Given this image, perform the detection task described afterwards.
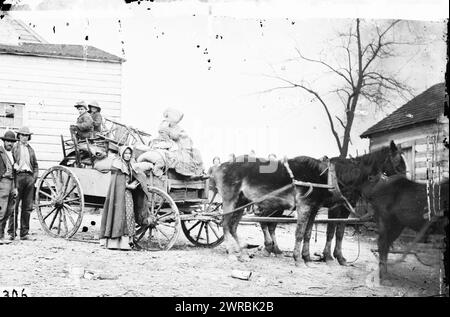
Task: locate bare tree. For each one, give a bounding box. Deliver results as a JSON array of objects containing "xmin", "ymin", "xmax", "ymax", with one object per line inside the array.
[{"xmin": 263, "ymin": 19, "xmax": 418, "ymax": 158}]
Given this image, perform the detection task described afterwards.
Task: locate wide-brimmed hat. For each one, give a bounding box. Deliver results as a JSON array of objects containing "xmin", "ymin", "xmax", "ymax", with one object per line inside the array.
[
  {"xmin": 1, "ymin": 130, "xmax": 18, "ymax": 142},
  {"xmin": 88, "ymin": 100, "xmax": 101, "ymax": 112},
  {"xmin": 16, "ymin": 126, "xmax": 33, "ymax": 136},
  {"xmin": 74, "ymin": 101, "xmax": 88, "ymax": 110}
]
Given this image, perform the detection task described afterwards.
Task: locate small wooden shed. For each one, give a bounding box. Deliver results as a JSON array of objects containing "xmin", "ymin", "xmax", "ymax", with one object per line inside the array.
[
  {"xmin": 360, "ymin": 83, "xmax": 448, "ymax": 183},
  {"xmin": 0, "ymin": 14, "xmax": 124, "ymax": 175}
]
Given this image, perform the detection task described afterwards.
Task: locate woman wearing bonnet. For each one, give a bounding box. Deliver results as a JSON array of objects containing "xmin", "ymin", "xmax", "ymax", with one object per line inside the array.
[{"xmin": 99, "ymin": 146, "xmax": 140, "ymax": 250}]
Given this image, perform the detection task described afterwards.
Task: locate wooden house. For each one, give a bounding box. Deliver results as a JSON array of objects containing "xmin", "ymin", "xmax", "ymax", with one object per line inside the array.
[
  {"xmin": 360, "ymin": 82, "xmax": 448, "ymax": 183},
  {"xmin": 0, "ymin": 14, "xmax": 124, "ymax": 174}
]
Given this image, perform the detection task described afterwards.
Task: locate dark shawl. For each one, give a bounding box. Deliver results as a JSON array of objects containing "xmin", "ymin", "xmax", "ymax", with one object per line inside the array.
[{"xmin": 99, "ymin": 166, "xmax": 129, "ymax": 239}]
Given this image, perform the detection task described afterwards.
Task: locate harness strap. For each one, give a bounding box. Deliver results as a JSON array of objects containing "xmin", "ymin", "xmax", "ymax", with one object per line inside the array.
[
  {"xmin": 283, "ymin": 157, "xmax": 313, "ymax": 200},
  {"xmin": 221, "ymin": 183, "xmax": 294, "ymax": 215},
  {"xmin": 326, "ymin": 160, "xmax": 358, "ymax": 218}
]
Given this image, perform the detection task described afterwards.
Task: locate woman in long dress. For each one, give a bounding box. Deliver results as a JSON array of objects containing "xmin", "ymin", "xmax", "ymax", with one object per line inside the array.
[{"xmin": 99, "ymin": 146, "xmax": 139, "ymax": 250}]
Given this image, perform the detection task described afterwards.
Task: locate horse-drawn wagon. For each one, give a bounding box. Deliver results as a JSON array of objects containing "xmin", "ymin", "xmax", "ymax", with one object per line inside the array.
[{"xmin": 34, "ymin": 118, "xmax": 224, "ymax": 250}]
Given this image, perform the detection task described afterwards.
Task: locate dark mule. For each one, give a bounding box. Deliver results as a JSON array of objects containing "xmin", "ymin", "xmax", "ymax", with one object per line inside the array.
[
  {"xmin": 361, "ymin": 174, "xmax": 449, "ymax": 282},
  {"xmin": 214, "ymin": 141, "xmax": 406, "ymax": 266},
  {"xmin": 322, "ymin": 148, "xmax": 407, "ymax": 265}
]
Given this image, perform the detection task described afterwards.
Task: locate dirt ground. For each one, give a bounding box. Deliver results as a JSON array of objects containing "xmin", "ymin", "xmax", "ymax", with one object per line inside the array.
[{"xmin": 0, "ymin": 211, "xmax": 446, "ymax": 297}]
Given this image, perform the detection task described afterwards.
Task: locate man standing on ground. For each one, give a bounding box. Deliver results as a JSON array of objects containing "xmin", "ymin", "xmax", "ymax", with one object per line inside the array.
[
  {"xmin": 8, "ymin": 126, "xmax": 39, "ymax": 241},
  {"xmin": 0, "ymin": 131, "xmax": 18, "ymax": 245}
]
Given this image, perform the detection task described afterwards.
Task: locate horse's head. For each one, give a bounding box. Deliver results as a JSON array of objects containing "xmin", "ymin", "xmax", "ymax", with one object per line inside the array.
[{"xmin": 380, "ymin": 141, "xmax": 407, "ymax": 177}]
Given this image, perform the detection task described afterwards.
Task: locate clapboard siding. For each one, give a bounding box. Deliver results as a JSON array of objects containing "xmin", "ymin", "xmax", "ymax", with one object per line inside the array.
[
  {"xmin": 0, "ymin": 85, "xmax": 122, "ymax": 101},
  {"xmin": 369, "ymin": 118, "xmax": 448, "ymax": 182},
  {"xmin": 27, "ymin": 109, "xmax": 121, "ymax": 121},
  {"xmin": 0, "ymin": 53, "xmax": 122, "ymax": 175},
  {"xmin": 369, "ymin": 123, "xmax": 441, "ymax": 150},
  {"xmin": 2, "ymin": 71, "xmax": 122, "ymax": 89},
  {"xmin": 0, "ymin": 54, "xmax": 122, "ymax": 74}
]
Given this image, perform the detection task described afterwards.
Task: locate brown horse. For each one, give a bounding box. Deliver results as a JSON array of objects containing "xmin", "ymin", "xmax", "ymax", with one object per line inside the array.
[
  {"xmin": 361, "ymin": 174, "xmax": 448, "ymax": 283},
  {"xmin": 214, "ymin": 141, "xmax": 406, "ymax": 266}
]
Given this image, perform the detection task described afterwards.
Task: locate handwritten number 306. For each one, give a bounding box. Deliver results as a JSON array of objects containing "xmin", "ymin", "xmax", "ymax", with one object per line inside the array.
[{"xmin": 3, "ymin": 289, "xmax": 28, "ymax": 297}]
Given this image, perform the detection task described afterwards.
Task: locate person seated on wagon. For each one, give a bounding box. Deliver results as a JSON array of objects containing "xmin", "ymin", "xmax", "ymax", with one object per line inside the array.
[
  {"xmin": 88, "ymin": 100, "xmax": 103, "ymax": 137},
  {"xmin": 70, "ymin": 101, "xmax": 94, "ymax": 141}
]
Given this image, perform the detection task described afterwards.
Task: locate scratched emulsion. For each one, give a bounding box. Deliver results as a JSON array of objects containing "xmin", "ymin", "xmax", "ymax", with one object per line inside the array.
[{"xmin": 117, "ymin": 19, "xmax": 126, "ymax": 58}]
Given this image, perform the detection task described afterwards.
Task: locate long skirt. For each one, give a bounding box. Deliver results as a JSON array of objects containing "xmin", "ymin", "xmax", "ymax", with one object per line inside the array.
[{"xmin": 100, "ymin": 189, "xmax": 136, "ymax": 250}]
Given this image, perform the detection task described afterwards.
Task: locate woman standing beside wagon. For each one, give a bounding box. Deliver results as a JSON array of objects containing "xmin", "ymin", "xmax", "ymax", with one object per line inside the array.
[{"xmin": 99, "ymin": 146, "xmax": 140, "ymax": 250}]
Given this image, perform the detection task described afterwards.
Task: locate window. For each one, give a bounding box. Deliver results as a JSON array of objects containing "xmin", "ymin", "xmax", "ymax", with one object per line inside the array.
[
  {"xmin": 402, "ymin": 146, "xmax": 413, "ymax": 180},
  {"xmin": 0, "ymin": 102, "xmax": 24, "ymax": 131}
]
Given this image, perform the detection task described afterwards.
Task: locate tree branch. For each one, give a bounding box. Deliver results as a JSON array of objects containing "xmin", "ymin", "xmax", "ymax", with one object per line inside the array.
[
  {"xmin": 294, "ymin": 47, "xmax": 353, "ymax": 87},
  {"xmin": 262, "ymin": 74, "xmax": 343, "ymax": 152},
  {"xmin": 336, "ymin": 116, "xmax": 346, "ymax": 129}
]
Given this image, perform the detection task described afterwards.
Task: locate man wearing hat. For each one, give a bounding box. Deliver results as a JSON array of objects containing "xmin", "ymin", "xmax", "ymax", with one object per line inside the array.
[
  {"xmin": 70, "ymin": 101, "xmax": 94, "ymax": 140},
  {"xmin": 0, "ymin": 131, "xmax": 18, "ymax": 244},
  {"xmin": 8, "ymin": 126, "xmax": 39, "ymax": 240},
  {"xmin": 88, "ymin": 101, "xmax": 103, "ymax": 136}
]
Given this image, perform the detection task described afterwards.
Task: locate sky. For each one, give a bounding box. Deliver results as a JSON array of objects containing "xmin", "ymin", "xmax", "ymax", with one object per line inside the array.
[{"xmin": 6, "ymin": 0, "xmax": 448, "ymax": 164}]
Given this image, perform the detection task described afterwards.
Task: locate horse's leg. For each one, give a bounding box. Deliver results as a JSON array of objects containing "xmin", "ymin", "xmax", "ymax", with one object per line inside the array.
[
  {"xmin": 377, "ymin": 216, "xmax": 391, "ymax": 282},
  {"xmin": 378, "ymin": 217, "xmax": 404, "ymax": 285},
  {"xmin": 322, "ymin": 207, "xmax": 338, "ymax": 263},
  {"xmin": 222, "ymin": 201, "xmax": 242, "ymax": 257},
  {"xmin": 301, "ymin": 208, "xmax": 319, "ymax": 264},
  {"xmin": 268, "ymin": 222, "xmax": 282, "ymax": 255},
  {"xmin": 229, "ymin": 210, "xmax": 247, "ymax": 261},
  {"xmin": 260, "ymin": 222, "xmax": 274, "ymax": 256},
  {"xmin": 333, "ymin": 208, "xmax": 351, "ymax": 266},
  {"xmin": 293, "ymin": 204, "xmax": 316, "ymax": 267}
]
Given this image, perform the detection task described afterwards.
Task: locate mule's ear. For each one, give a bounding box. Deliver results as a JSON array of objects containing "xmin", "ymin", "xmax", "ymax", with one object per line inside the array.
[{"xmin": 390, "ymin": 140, "xmax": 398, "ymax": 153}]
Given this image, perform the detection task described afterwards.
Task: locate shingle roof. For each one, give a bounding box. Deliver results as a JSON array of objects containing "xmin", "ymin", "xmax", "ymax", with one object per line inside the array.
[
  {"xmin": 360, "ymin": 82, "xmax": 447, "ymax": 138},
  {"xmin": 0, "ymin": 42, "xmax": 124, "ymax": 63}
]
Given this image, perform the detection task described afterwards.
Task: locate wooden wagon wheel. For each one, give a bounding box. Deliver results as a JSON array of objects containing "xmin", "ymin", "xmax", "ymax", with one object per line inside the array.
[
  {"xmin": 134, "ymin": 186, "xmax": 181, "ymax": 251},
  {"xmin": 180, "ymin": 191, "xmax": 224, "ymax": 248},
  {"xmin": 35, "ymin": 166, "xmax": 84, "ymax": 238}
]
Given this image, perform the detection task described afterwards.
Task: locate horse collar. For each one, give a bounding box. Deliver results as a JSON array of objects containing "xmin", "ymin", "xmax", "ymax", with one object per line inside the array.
[
  {"xmin": 282, "ymin": 158, "xmax": 296, "ymax": 184},
  {"xmin": 282, "ymin": 158, "xmax": 302, "ymax": 206}
]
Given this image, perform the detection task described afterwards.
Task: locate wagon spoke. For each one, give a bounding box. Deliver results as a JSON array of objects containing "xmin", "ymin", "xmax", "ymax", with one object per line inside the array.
[
  {"xmin": 186, "ymin": 220, "xmax": 202, "ymax": 233},
  {"xmin": 62, "ymin": 174, "xmax": 72, "ymax": 197},
  {"xmin": 148, "ymin": 192, "xmax": 154, "ymax": 214},
  {"xmin": 208, "ymin": 222, "xmax": 221, "ymax": 239},
  {"xmin": 61, "ymin": 185, "xmax": 77, "ymax": 201},
  {"xmin": 205, "ymin": 223, "xmax": 210, "ymax": 244},
  {"xmin": 158, "ymin": 222, "xmax": 176, "ymax": 230},
  {"xmin": 155, "ymin": 202, "xmax": 164, "ymax": 215},
  {"xmin": 39, "ymin": 190, "xmax": 54, "ymax": 200},
  {"xmin": 43, "ymin": 178, "xmax": 58, "ymax": 198},
  {"xmin": 63, "ymin": 206, "xmax": 76, "ymax": 226},
  {"xmin": 135, "ymin": 226, "xmax": 148, "ymax": 242},
  {"xmin": 48, "ymin": 208, "xmax": 60, "ymax": 230},
  {"xmin": 43, "ymin": 207, "xmax": 57, "ymax": 221},
  {"xmin": 157, "ymin": 211, "xmax": 173, "ymax": 221},
  {"xmin": 155, "ymin": 227, "xmax": 170, "ymax": 242},
  {"xmin": 63, "ymin": 197, "xmax": 81, "ymax": 204},
  {"xmin": 38, "ymin": 201, "xmax": 54, "ymax": 208},
  {"xmin": 195, "ymin": 222, "xmax": 205, "ymax": 243},
  {"xmin": 50, "ymin": 171, "xmax": 60, "ymax": 195},
  {"xmin": 63, "ymin": 204, "xmax": 81, "ymax": 215},
  {"xmin": 57, "ymin": 209, "xmax": 62, "ymax": 235},
  {"xmin": 62, "ymin": 210, "xmax": 69, "ymax": 236}
]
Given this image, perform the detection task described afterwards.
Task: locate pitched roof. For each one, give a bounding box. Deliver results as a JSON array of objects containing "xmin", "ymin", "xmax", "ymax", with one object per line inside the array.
[
  {"xmin": 0, "ymin": 14, "xmax": 47, "ymax": 44},
  {"xmin": 360, "ymin": 82, "xmax": 447, "ymax": 138},
  {"xmin": 0, "ymin": 42, "xmax": 124, "ymax": 63}
]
